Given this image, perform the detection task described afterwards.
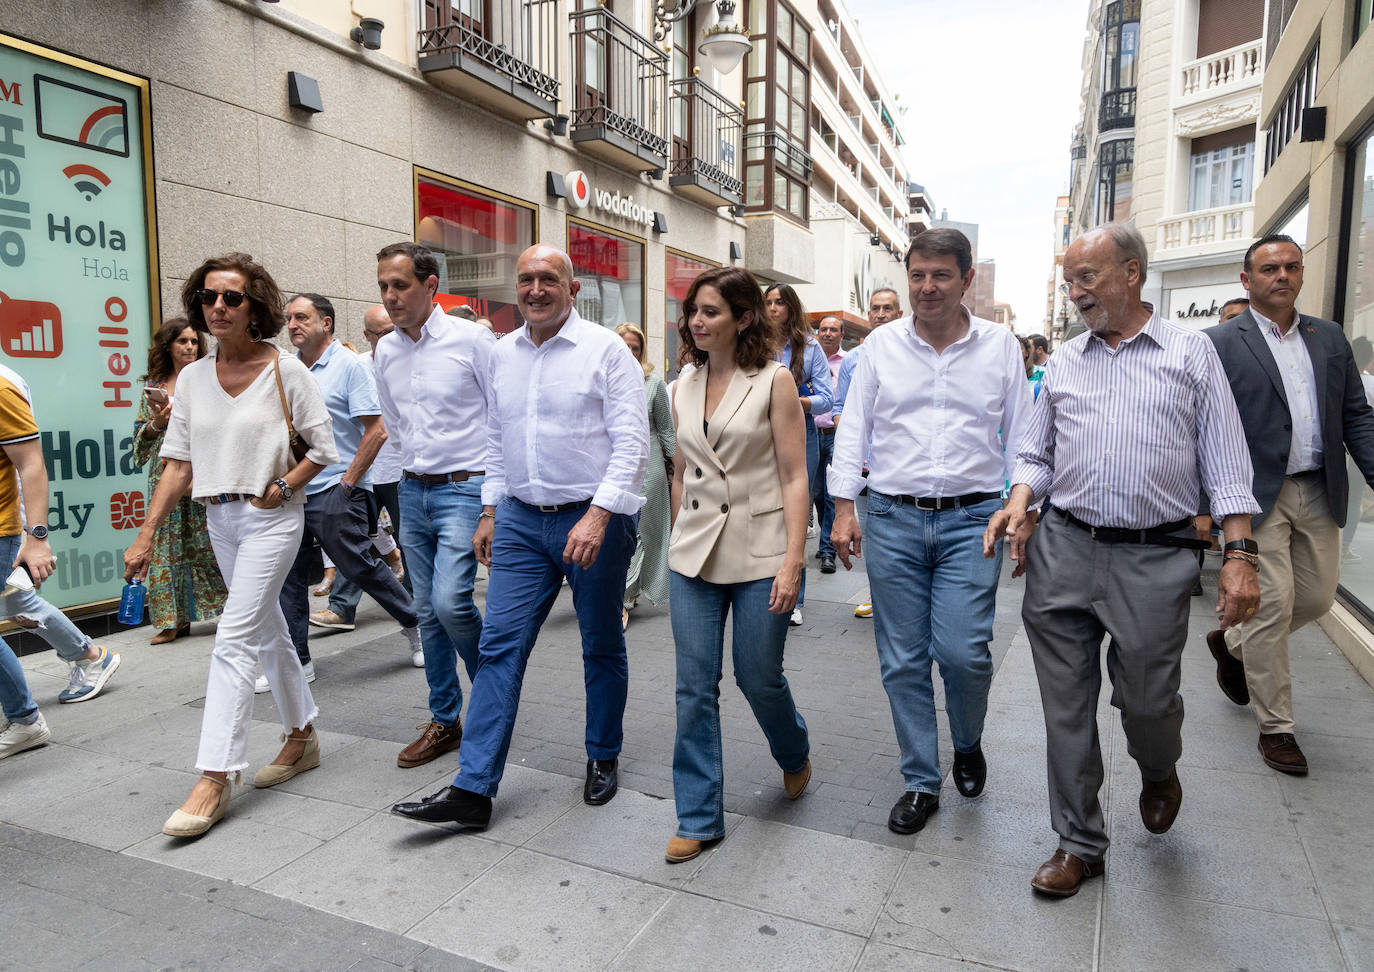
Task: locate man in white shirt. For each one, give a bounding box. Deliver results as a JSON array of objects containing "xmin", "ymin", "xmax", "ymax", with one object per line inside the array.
[
  {"xmin": 372, "ymin": 243, "xmax": 497, "ymax": 770},
  {"xmin": 393, "ymin": 244, "xmax": 649, "ymax": 830},
  {"xmin": 812, "ymin": 316, "xmax": 846, "ymax": 574},
  {"xmin": 831, "ymin": 229, "xmax": 1033, "ymax": 835}
]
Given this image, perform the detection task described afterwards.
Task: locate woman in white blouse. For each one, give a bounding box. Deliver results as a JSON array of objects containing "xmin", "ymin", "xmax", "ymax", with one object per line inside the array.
[{"xmin": 124, "ymin": 253, "xmax": 337, "ymax": 838}]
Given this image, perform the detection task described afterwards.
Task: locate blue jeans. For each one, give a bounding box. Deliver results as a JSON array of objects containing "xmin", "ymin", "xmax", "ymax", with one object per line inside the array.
[
  {"xmin": 815, "ymin": 429, "xmax": 835, "ymax": 557},
  {"xmin": 453, "ymin": 498, "xmax": 637, "ymax": 797},
  {"xmin": 865, "ymin": 492, "xmax": 1003, "ymax": 794},
  {"xmin": 399, "ymin": 476, "xmax": 484, "ymax": 727},
  {"xmin": 670, "ymin": 571, "xmax": 809, "ymax": 839},
  {"xmin": 0, "ymin": 534, "xmax": 93, "ymax": 723}
]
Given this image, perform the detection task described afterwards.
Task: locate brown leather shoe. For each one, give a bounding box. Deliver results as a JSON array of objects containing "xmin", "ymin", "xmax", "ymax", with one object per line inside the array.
[
  {"xmin": 1258, "ymin": 732, "xmax": 1308, "ymax": 775},
  {"xmin": 1205, "ymin": 629, "xmax": 1249, "ymax": 706},
  {"xmin": 397, "ymin": 721, "xmax": 462, "ymax": 768},
  {"xmin": 1030, "ymin": 850, "xmax": 1104, "ymax": 897},
  {"xmin": 783, "ymin": 760, "xmax": 811, "ymax": 799},
  {"xmin": 1139, "ymin": 768, "xmax": 1182, "ymax": 834},
  {"xmin": 665, "ymin": 837, "xmax": 703, "ymax": 864}
]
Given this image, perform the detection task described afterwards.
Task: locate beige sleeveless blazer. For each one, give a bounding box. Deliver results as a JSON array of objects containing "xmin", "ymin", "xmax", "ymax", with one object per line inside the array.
[{"xmin": 668, "ymin": 361, "xmax": 788, "ymax": 584}]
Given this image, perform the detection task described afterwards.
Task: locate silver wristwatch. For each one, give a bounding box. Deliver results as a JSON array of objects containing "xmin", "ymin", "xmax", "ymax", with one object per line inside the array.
[{"xmin": 273, "ymin": 478, "xmax": 293, "ymax": 501}]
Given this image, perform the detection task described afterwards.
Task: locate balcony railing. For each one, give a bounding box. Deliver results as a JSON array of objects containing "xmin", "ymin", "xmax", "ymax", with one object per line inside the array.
[
  {"xmin": 1179, "ymin": 39, "xmax": 1263, "ymax": 102},
  {"xmin": 1100, "ymin": 88, "xmax": 1136, "ymax": 130},
  {"xmin": 417, "ymin": 0, "xmax": 560, "ymax": 120},
  {"xmin": 1157, "ymin": 202, "xmax": 1253, "ymax": 253},
  {"xmin": 1070, "ymin": 133, "xmax": 1086, "ymax": 160},
  {"xmin": 744, "ymin": 129, "xmax": 814, "ymax": 182},
  {"xmin": 668, "ymin": 77, "xmax": 742, "ymax": 206},
  {"xmin": 569, "ymin": 6, "xmax": 668, "ymax": 171}
]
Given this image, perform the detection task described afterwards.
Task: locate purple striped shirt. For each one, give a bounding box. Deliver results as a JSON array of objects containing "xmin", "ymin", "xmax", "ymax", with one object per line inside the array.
[{"xmin": 1013, "ymin": 311, "xmax": 1259, "ymax": 528}]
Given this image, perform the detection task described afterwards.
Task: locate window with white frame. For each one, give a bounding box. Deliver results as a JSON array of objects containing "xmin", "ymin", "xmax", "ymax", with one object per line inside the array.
[{"xmin": 1189, "ymin": 142, "xmax": 1254, "ymax": 211}]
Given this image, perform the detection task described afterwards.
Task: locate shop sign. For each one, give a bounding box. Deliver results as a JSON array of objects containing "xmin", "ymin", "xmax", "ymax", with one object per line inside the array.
[
  {"xmin": 0, "ymin": 33, "xmax": 156, "ymax": 613},
  {"xmin": 1167, "ymin": 282, "xmax": 1247, "ymax": 329},
  {"xmin": 565, "ymin": 169, "xmax": 655, "ymax": 231}
]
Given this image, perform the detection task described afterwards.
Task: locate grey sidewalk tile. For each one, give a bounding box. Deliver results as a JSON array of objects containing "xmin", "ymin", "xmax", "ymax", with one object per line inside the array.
[
  {"xmin": 1105, "ymin": 815, "xmax": 1324, "ymax": 918},
  {"xmin": 610, "ymin": 892, "xmax": 865, "ymax": 971},
  {"xmin": 389, "ymin": 945, "xmax": 500, "ymax": 972},
  {"xmin": 269, "ymin": 737, "xmax": 455, "ymax": 810},
  {"xmin": 1172, "ymin": 713, "xmax": 1277, "ymax": 775},
  {"xmin": 220, "ymin": 784, "xmax": 375, "ymax": 841},
  {"xmin": 1302, "ymin": 835, "xmax": 1374, "ymax": 928},
  {"xmin": 1295, "ymin": 730, "xmax": 1374, "ymax": 784},
  {"xmin": 871, "ymin": 854, "xmax": 1100, "ymax": 971},
  {"xmin": 408, "ymin": 848, "xmax": 674, "ymax": 971},
  {"xmin": 0, "ymin": 743, "xmax": 145, "ymax": 818},
  {"xmin": 5, "ymin": 764, "xmax": 189, "ymax": 852},
  {"xmin": 908, "ymin": 790, "xmax": 1061, "ymax": 871},
  {"xmin": 684, "ymin": 817, "xmax": 906, "ymax": 935},
  {"xmin": 856, "ymin": 942, "xmax": 1005, "ymax": 971},
  {"xmin": 1102, "ymin": 885, "xmax": 1345, "ymax": 972},
  {"xmin": 0, "ymin": 912, "xmax": 120, "ymax": 969},
  {"xmin": 1299, "ymin": 694, "xmax": 1374, "ymax": 740},
  {"xmin": 253, "ymin": 812, "xmax": 510, "ymax": 934},
  {"xmin": 61, "ymin": 700, "xmax": 206, "ymax": 761},
  {"xmin": 1338, "ymin": 924, "xmax": 1374, "ymax": 972},
  {"xmin": 524, "ymin": 786, "xmax": 736, "ymax": 886},
  {"xmin": 0, "ymin": 880, "xmax": 127, "ymax": 937},
  {"xmin": 125, "ymin": 811, "xmax": 326, "ymax": 885},
  {"xmin": 1106, "ymin": 760, "xmax": 1295, "ymax": 836},
  {"xmin": 1279, "ymin": 774, "xmax": 1374, "ymax": 841},
  {"xmin": 394, "ymin": 764, "xmax": 584, "ymax": 847}
]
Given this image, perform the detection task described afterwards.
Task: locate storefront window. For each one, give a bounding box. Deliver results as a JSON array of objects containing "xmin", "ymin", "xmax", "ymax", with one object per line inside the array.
[
  {"xmin": 569, "ymin": 221, "xmax": 644, "ymax": 330},
  {"xmin": 416, "ymin": 171, "xmax": 535, "ymax": 334},
  {"xmin": 664, "ymin": 250, "xmax": 717, "ymax": 378},
  {"xmin": 1338, "ymin": 127, "xmax": 1374, "ymax": 617}
]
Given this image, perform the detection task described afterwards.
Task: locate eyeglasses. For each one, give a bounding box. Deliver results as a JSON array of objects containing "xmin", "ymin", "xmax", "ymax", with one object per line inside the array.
[
  {"xmin": 364, "ymin": 328, "xmax": 393, "ymax": 338},
  {"xmin": 195, "ymin": 288, "xmax": 248, "ymax": 308}
]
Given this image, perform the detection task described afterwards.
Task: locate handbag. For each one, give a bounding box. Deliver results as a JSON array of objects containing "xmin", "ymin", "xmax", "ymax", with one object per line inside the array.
[{"xmin": 272, "ymin": 353, "xmax": 312, "ymax": 464}]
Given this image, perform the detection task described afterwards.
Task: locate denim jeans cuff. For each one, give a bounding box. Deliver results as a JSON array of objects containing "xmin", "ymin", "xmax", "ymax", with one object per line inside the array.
[{"xmin": 677, "ymin": 827, "xmax": 725, "ymax": 841}]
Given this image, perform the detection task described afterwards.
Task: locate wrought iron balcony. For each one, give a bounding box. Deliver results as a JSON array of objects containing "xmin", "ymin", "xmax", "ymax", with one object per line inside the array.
[
  {"xmin": 417, "ymin": 0, "xmax": 560, "ymax": 121},
  {"xmin": 1099, "ymin": 88, "xmax": 1136, "ymax": 131},
  {"xmin": 569, "ymin": 6, "xmax": 668, "ymax": 172},
  {"xmin": 1070, "ymin": 133, "xmax": 1086, "ymax": 160},
  {"xmin": 668, "ymin": 77, "xmax": 742, "ymax": 207}
]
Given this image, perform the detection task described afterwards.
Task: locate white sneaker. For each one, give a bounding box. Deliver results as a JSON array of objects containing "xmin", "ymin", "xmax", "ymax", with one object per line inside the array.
[
  {"xmin": 402, "ymin": 626, "xmax": 425, "ymax": 668},
  {"xmin": 58, "ymin": 646, "xmax": 120, "ymax": 703},
  {"xmin": 790, "ymin": 607, "xmax": 803, "ymax": 627},
  {"xmin": 0, "ymin": 712, "xmax": 51, "ymax": 759},
  {"xmin": 255, "ymin": 662, "xmax": 316, "ymax": 694}
]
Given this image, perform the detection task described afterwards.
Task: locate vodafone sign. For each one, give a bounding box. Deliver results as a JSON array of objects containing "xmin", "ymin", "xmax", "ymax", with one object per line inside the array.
[{"xmin": 563, "ymin": 170, "xmax": 655, "ymax": 230}]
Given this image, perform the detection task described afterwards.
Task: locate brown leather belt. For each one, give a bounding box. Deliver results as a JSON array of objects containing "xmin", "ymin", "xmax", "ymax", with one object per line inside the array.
[
  {"xmin": 816, "ymin": 426, "xmax": 836, "ymax": 435},
  {"xmin": 403, "ymin": 470, "xmax": 484, "ymax": 485}
]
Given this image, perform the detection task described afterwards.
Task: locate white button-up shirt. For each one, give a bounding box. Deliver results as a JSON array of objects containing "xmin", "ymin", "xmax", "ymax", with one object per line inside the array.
[
  {"xmin": 482, "ymin": 309, "xmax": 648, "ymax": 515},
  {"xmin": 829, "ymin": 313, "xmax": 1032, "ymax": 500},
  {"xmin": 1254, "ymin": 307, "xmax": 1323, "ymax": 474},
  {"xmin": 372, "ymin": 304, "xmax": 495, "ymax": 475},
  {"xmin": 358, "ymin": 349, "xmax": 404, "ymax": 484}
]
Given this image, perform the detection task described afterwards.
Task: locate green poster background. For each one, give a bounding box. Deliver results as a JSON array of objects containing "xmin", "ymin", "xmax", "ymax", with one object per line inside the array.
[{"xmin": 0, "ymin": 34, "xmax": 157, "ymax": 614}]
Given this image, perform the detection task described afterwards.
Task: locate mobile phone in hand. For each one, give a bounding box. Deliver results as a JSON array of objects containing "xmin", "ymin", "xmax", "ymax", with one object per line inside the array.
[{"xmin": 144, "ymin": 387, "xmax": 169, "ymax": 406}]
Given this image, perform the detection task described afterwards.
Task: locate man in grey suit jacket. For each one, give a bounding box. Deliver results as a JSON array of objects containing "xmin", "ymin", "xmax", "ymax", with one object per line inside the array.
[{"xmin": 1204, "ymin": 234, "xmax": 1374, "ymax": 774}]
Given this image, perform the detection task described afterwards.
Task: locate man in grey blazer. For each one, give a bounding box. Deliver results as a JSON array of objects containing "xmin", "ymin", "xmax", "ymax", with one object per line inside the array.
[{"xmin": 1204, "ymin": 234, "xmax": 1374, "ymax": 774}]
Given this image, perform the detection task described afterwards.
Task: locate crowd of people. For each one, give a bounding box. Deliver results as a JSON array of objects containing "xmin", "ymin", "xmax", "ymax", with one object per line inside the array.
[{"xmin": 0, "ymin": 220, "xmax": 1367, "ymax": 897}]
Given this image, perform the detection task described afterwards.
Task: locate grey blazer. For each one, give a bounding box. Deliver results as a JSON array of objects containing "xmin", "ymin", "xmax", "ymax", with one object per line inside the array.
[{"xmin": 1204, "ymin": 309, "xmax": 1374, "ymax": 527}]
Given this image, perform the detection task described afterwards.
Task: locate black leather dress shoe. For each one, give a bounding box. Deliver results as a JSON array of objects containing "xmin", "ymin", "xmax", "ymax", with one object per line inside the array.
[
  {"xmin": 1206, "ymin": 629, "xmax": 1249, "ymax": 706},
  {"xmin": 888, "ymin": 791, "xmax": 939, "ymax": 834},
  {"xmin": 584, "ymin": 758, "xmax": 619, "ymax": 805},
  {"xmin": 820, "ymin": 554, "xmax": 836, "ymax": 574},
  {"xmin": 391, "ymin": 786, "xmax": 491, "ymax": 829},
  {"xmin": 952, "ymin": 744, "xmax": 986, "ymax": 798},
  {"xmin": 1139, "ymin": 769, "xmax": 1182, "ymax": 834}
]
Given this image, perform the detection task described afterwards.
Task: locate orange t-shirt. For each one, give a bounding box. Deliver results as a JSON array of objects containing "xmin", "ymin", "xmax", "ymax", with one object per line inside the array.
[{"xmin": 0, "ymin": 374, "xmax": 39, "ymax": 536}]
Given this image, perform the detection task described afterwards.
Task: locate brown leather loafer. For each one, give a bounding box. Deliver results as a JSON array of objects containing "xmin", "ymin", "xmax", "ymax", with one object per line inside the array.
[
  {"xmin": 1139, "ymin": 768, "xmax": 1182, "ymax": 834},
  {"xmin": 1205, "ymin": 629, "xmax": 1250, "ymax": 706},
  {"xmin": 1258, "ymin": 732, "xmax": 1308, "ymax": 775},
  {"xmin": 783, "ymin": 760, "xmax": 811, "ymax": 799},
  {"xmin": 397, "ymin": 720, "xmax": 462, "ymax": 768},
  {"xmin": 1030, "ymin": 850, "xmax": 1104, "ymax": 897}
]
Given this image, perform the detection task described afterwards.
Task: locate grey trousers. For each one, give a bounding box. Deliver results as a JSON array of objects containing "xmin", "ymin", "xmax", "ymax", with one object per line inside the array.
[{"xmin": 1023, "ymin": 510, "xmax": 1197, "ymax": 861}]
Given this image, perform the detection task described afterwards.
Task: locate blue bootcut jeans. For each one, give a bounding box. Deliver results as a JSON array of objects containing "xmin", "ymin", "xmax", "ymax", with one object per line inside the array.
[
  {"xmin": 670, "ymin": 570, "xmax": 810, "ymax": 840},
  {"xmin": 864, "ymin": 492, "xmax": 1003, "ymax": 794}
]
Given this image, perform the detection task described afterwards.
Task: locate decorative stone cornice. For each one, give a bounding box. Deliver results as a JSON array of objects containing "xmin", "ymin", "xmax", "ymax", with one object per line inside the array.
[{"xmin": 1175, "ymin": 94, "xmax": 1261, "ymax": 137}]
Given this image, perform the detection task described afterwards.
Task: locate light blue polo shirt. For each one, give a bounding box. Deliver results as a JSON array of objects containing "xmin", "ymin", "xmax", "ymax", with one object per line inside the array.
[{"xmin": 301, "ymin": 340, "xmax": 381, "ymax": 496}]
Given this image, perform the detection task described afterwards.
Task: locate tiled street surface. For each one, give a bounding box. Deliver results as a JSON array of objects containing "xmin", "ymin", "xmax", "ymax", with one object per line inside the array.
[{"xmin": 3, "ymin": 549, "xmax": 1371, "ymax": 971}]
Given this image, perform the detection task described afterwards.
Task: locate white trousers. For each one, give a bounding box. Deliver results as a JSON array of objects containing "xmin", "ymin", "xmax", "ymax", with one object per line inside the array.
[{"xmin": 198, "ymin": 501, "xmax": 317, "ymax": 773}]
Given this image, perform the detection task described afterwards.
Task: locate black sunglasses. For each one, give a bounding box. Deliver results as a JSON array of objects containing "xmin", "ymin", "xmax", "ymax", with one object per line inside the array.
[{"xmin": 195, "ymin": 288, "xmax": 248, "ymax": 308}]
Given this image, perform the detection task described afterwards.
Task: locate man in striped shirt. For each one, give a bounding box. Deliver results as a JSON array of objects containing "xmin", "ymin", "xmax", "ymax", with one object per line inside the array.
[{"xmin": 984, "ymin": 223, "xmax": 1261, "ymax": 898}]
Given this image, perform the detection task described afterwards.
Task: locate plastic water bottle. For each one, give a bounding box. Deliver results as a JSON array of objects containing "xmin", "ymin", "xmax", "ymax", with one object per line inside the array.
[{"xmin": 118, "ymin": 579, "xmax": 146, "ymax": 626}]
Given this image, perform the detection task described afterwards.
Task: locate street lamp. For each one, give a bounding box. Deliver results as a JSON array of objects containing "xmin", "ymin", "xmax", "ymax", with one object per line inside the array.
[{"xmin": 654, "ymin": 0, "xmax": 752, "ymax": 76}]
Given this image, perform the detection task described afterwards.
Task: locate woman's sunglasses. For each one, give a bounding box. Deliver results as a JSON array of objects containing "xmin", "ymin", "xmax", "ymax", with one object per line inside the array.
[{"xmin": 195, "ymin": 288, "xmax": 248, "ymax": 308}]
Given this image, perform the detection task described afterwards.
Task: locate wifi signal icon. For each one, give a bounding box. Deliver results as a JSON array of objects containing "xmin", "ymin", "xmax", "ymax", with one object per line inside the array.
[{"xmin": 62, "ymin": 163, "xmax": 112, "ymax": 201}]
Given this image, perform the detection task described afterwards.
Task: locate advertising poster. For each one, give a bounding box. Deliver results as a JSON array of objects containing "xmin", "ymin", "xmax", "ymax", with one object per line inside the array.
[{"xmin": 0, "ymin": 33, "xmax": 157, "ymax": 614}]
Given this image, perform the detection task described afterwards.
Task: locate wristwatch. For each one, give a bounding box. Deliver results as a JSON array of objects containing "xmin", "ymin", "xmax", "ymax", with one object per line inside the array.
[
  {"xmin": 273, "ymin": 478, "xmax": 293, "ymax": 501},
  {"xmin": 1223, "ymin": 538, "xmax": 1259, "ymax": 555},
  {"xmin": 25, "ymin": 524, "xmax": 48, "ymax": 540}
]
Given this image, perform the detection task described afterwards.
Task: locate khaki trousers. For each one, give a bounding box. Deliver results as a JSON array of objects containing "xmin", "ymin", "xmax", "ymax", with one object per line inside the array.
[{"xmin": 1223, "ymin": 475, "xmax": 1340, "ymax": 734}]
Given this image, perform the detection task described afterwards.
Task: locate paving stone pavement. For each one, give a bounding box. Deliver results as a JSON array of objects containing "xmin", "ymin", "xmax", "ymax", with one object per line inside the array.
[{"xmin": 3, "ymin": 546, "xmax": 1372, "ymax": 970}]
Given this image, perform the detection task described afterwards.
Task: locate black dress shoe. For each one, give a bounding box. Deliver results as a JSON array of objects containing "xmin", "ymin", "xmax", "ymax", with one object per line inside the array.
[
  {"xmin": 391, "ymin": 786, "xmax": 491, "ymax": 829},
  {"xmin": 1139, "ymin": 769, "xmax": 1182, "ymax": 834},
  {"xmin": 1192, "ymin": 578, "xmax": 1204, "ymax": 597},
  {"xmin": 952, "ymin": 744, "xmax": 986, "ymax": 798},
  {"xmin": 820, "ymin": 554, "xmax": 836, "ymax": 574},
  {"xmin": 1206, "ymin": 629, "xmax": 1250, "ymax": 706},
  {"xmin": 888, "ymin": 791, "xmax": 939, "ymax": 834},
  {"xmin": 584, "ymin": 758, "xmax": 619, "ymax": 805}
]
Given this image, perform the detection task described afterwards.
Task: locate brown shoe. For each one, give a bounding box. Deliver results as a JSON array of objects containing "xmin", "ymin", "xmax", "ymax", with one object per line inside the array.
[
  {"xmin": 150, "ymin": 624, "xmax": 190, "ymax": 646},
  {"xmin": 665, "ymin": 837, "xmax": 703, "ymax": 864},
  {"xmin": 1139, "ymin": 768, "xmax": 1182, "ymax": 834},
  {"xmin": 1258, "ymin": 732, "xmax": 1308, "ymax": 775},
  {"xmin": 397, "ymin": 721, "xmax": 462, "ymax": 768},
  {"xmin": 1205, "ymin": 629, "xmax": 1249, "ymax": 706},
  {"xmin": 1030, "ymin": 850, "xmax": 1104, "ymax": 897},
  {"xmin": 783, "ymin": 759, "xmax": 811, "ymax": 799}
]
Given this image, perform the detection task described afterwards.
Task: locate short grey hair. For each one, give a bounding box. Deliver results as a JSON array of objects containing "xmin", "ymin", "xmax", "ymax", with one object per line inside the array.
[{"xmin": 1097, "ymin": 222, "xmax": 1148, "ymax": 283}]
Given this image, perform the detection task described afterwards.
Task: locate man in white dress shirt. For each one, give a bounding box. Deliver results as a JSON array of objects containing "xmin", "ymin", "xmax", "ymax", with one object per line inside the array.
[
  {"xmin": 393, "ymin": 244, "xmax": 649, "ymax": 829},
  {"xmin": 372, "ymin": 242, "xmax": 497, "ymax": 770},
  {"xmin": 831, "ymin": 228, "xmax": 1033, "ymax": 835}
]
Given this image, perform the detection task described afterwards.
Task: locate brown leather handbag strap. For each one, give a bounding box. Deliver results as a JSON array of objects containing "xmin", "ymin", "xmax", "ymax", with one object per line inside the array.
[{"xmin": 272, "ymin": 352, "xmax": 297, "ymax": 439}]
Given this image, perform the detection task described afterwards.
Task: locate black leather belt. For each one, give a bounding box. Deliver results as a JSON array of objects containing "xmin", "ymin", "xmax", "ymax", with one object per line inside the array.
[
  {"xmin": 403, "ymin": 469, "xmax": 484, "ymax": 485},
  {"xmin": 890, "ymin": 491, "xmax": 1000, "ymax": 511},
  {"xmin": 817, "ymin": 426, "xmax": 836, "ymax": 435},
  {"xmin": 1054, "ymin": 506, "xmax": 1208, "ymax": 549},
  {"xmin": 1290, "ymin": 468, "xmax": 1324, "ymax": 481},
  {"xmin": 514, "ymin": 497, "xmax": 592, "ymax": 514}
]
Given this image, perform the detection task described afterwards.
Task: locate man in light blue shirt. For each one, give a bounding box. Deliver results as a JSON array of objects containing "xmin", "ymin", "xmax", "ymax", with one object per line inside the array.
[{"xmin": 272, "ymin": 294, "xmax": 422, "ymax": 685}]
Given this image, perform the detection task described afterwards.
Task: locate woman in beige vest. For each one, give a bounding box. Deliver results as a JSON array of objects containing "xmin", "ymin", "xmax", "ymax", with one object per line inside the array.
[{"xmin": 664, "ymin": 267, "xmax": 812, "ymax": 864}]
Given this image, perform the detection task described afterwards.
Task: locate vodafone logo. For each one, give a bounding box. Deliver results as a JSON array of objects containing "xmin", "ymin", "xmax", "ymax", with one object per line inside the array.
[{"xmin": 566, "ymin": 170, "xmax": 591, "ymax": 208}]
